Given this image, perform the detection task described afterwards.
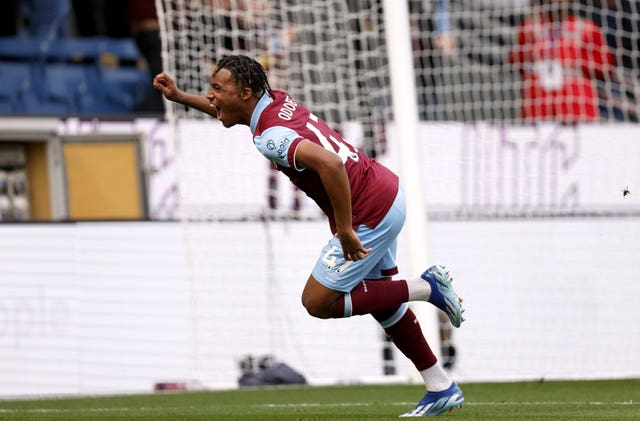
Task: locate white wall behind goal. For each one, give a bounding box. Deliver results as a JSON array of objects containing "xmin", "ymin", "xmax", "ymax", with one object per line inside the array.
[
  {"xmin": 1, "ymin": 119, "xmax": 639, "ymax": 396},
  {"xmin": 57, "ymin": 119, "xmax": 640, "ymax": 220},
  {"xmin": 1, "ymin": 217, "xmax": 639, "ymax": 397}
]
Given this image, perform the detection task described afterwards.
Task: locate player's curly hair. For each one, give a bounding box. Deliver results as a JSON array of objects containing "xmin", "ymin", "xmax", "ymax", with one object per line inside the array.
[{"xmin": 214, "ymin": 55, "xmax": 271, "ymax": 97}]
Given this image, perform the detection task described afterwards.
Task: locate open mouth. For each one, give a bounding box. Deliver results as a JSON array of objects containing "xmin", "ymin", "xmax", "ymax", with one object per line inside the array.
[{"xmin": 210, "ymin": 103, "xmax": 222, "ymax": 120}]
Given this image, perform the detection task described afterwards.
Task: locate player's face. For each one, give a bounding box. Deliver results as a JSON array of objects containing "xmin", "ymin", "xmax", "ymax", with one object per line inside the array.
[{"xmin": 207, "ymin": 67, "xmax": 251, "ymax": 127}]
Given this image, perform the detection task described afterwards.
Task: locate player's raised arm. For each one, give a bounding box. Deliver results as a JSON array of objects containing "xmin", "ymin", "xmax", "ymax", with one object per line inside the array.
[{"xmin": 153, "ymin": 72, "xmax": 218, "ymax": 117}]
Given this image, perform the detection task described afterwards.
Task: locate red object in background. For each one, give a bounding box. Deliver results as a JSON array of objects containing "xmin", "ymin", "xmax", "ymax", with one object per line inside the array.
[
  {"xmin": 154, "ymin": 382, "xmax": 187, "ymax": 391},
  {"xmin": 509, "ymin": 14, "xmax": 615, "ymax": 123}
]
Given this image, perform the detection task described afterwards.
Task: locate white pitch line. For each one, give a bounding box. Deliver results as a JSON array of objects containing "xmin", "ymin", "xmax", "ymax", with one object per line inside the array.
[
  {"xmin": 0, "ymin": 407, "xmax": 160, "ymax": 414},
  {"xmin": 0, "ymin": 401, "xmax": 636, "ymax": 414},
  {"xmin": 260, "ymin": 401, "xmax": 638, "ymax": 408},
  {"xmin": 464, "ymin": 401, "xmax": 638, "ymax": 406}
]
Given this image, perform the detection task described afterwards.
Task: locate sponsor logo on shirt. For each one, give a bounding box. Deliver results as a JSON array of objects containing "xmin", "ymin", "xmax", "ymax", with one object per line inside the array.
[{"xmin": 276, "ymin": 137, "xmax": 290, "ymax": 160}]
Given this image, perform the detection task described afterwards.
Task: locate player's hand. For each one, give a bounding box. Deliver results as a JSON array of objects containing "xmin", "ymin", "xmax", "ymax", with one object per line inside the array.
[
  {"xmin": 153, "ymin": 72, "xmax": 183, "ymax": 102},
  {"xmin": 336, "ymin": 228, "xmax": 371, "ymax": 261}
]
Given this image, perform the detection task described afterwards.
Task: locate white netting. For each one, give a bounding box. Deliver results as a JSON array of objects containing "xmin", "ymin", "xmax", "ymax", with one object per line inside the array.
[
  {"xmin": 413, "ymin": 0, "xmax": 639, "ymax": 123},
  {"xmin": 150, "ymin": 0, "xmax": 640, "ymax": 388},
  {"xmin": 157, "ymin": 0, "xmax": 392, "ymax": 157},
  {"xmin": 155, "ymin": 0, "xmax": 640, "ymax": 222},
  {"xmin": 157, "ymin": 1, "xmax": 640, "ymax": 142}
]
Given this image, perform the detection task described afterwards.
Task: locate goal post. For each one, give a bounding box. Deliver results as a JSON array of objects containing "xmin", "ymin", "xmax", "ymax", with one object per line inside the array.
[{"xmin": 382, "ymin": 0, "xmax": 439, "ymax": 356}]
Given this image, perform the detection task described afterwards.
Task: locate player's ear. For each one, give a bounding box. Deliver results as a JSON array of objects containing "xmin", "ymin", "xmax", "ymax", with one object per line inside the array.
[{"xmin": 240, "ymin": 87, "xmax": 253, "ymax": 101}]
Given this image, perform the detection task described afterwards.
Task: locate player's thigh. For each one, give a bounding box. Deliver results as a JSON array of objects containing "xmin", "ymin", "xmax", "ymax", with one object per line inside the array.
[{"xmin": 310, "ymin": 199, "xmax": 405, "ymax": 292}]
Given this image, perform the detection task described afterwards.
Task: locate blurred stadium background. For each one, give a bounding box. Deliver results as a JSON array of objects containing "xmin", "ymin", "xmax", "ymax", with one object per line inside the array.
[{"xmin": 0, "ymin": 0, "xmax": 639, "ymax": 398}]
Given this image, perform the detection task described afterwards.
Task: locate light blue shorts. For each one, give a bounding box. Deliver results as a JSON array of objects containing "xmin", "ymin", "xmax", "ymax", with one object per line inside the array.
[{"xmin": 311, "ymin": 185, "xmax": 406, "ymax": 293}]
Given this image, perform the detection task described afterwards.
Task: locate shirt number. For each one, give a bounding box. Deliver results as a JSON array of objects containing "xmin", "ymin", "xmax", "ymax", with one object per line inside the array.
[{"xmin": 306, "ymin": 114, "xmax": 359, "ymax": 164}]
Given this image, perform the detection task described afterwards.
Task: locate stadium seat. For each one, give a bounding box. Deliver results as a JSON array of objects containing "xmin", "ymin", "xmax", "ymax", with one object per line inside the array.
[
  {"xmin": 42, "ymin": 62, "xmax": 149, "ymax": 115},
  {"xmin": 0, "ymin": 37, "xmax": 47, "ymax": 61},
  {"xmin": 45, "ymin": 37, "xmax": 147, "ymax": 114},
  {"xmin": 46, "ymin": 37, "xmax": 141, "ymax": 66},
  {"xmin": 42, "ymin": 63, "xmax": 97, "ymax": 114},
  {"xmin": 78, "ymin": 97, "xmax": 133, "ymax": 115},
  {"xmin": 101, "ymin": 67, "xmax": 151, "ymax": 110},
  {"xmin": 46, "ymin": 38, "xmax": 102, "ymax": 63},
  {"xmin": 0, "ymin": 36, "xmax": 148, "ymax": 116},
  {"xmin": 0, "ymin": 102, "xmax": 12, "ymax": 113},
  {"xmin": 23, "ymin": 92, "xmax": 69, "ymax": 115},
  {"xmin": 99, "ymin": 38, "xmax": 141, "ymax": 63},
  {"xmin": 0, "ymin": 62, "xmax": 34, "ymax": 113}
]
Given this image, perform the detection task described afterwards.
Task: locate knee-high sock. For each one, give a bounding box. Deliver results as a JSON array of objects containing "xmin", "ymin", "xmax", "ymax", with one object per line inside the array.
[
  {"xmin": 372, "ymin": 304, "xmax": 437, "ymax": 371},
  {"xmin": 331, "ymin": 279, "xmax": 409, "ymax": 318}
]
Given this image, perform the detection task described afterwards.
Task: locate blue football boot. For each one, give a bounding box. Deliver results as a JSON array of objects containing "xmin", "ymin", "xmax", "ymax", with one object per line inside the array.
[
  {"xmin": 400, "ymin": 382, "xmax": 464, "ymax": 417},
  {"xmin": 421, "ymin": 265, "xmax": 465, "ymax": 328}
]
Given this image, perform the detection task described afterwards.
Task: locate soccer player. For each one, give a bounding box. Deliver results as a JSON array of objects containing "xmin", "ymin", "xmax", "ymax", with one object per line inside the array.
[{"xmin": 153, "ymin": 55, "xmax": 465, "ymax": 417}]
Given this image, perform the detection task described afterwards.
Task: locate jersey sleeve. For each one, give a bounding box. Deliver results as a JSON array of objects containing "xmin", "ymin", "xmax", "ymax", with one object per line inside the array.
[{"xmin": 254, "ymin": 126, "xmax": 302, "ymax": 168}]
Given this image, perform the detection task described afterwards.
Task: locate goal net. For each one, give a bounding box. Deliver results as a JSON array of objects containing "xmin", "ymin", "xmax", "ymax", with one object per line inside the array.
[
  {"xmin": 413, "ymin": 0, "xmax": 639, "ymax": 123},
  {"xmin": 155, "ymin": 0, "xmax": 640, "ymax": 218},
  {"xmin": 158, "ymin": 1, "xmax": 640, "ymax": 132},
  {"xmin": 154, "ymin": 0, "xmax": 406, "ymax": 388},
  {"xmin": 157, "ymin": 0, "xmax": 391, "ymax": 153},
  {"xmin": 153, "ymin": 0, "xmax": 640, "ymax": 388}
]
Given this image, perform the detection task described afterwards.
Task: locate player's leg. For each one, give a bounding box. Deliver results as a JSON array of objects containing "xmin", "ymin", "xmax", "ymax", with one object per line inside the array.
[
  {"xmin": 302, "ymin": 212, "xmax": 409, "ymax": 319},
  {"xmin": 300, "ymin": 276, "xmax": 344, "ymax": 319},
  {"xmin": 302, "ymin": 186, "xmax": 464, "ymax": 325},
  {"xmin": 304, "ymin": 269, "xmax": 465, "ymax": 324},
  {"xmin": 301, "ymin": 273, "xmax": 411, "ymax": 319},
  {"xmin": 302, "ymin": 185, "xmax": 408, "ymax": 319},
  {"xmin": 320, "ymin": 262, "xmax": 464, "ymax": 327},
  {"xmin": 364, "ymin": 250, "xmax": 462, "ymax": 416},
  {"xmin": 373, "ymin": 303, "xmax": 452, "ymax": 390},
  {"xmin": 376, "ymin": 302, "xmax": 465, "ymax": 417},
  {"xmin": 371, "ymin": 260, "xmax": 462, "ymax": 416}
]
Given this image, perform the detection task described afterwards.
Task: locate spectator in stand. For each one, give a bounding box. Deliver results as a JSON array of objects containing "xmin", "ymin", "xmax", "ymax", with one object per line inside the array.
[
  {"xmin": 460, "ymin": 0, "xmax": 531, "ymax": 26},
  {"xmin": 21, "ymin": 0, "xmax": 71, "ymax": 39},
  {"xmin": 71, "ymin": 0, "xmax": 105, "ymax": 36},
  {"xmin": 508, "ymin": 0, "xmax": 616, "ymax": 123},
  {"xmin": 70, "ymin": 0, "xmax": 130, "ymax": 38},
  {"xmin": 106, "ymin": 0, "xmax": 132, "ymax": 38},
  {"xmin": 432, "ymin": 0, "xmax": 456, "ymax": 53},
  {"xmin": 128, "ymin": 0, "xmax": 164, "ymax": 113},
  {"xmin": 579, "ymin": 0, "xmax": 640, "ymax": 72},
  {"xmin": 411, "ymin": 0, "xmax": 455, "ymax": 121},
  {"xmin": 413, "ymin": 0, "xmax": 529, "ymax": 121},
  {"xmin": 577, "ymin": 0, "xmax": 640, "ymax": 121},
  {"xmin": 0, "ymin": 0, "xmax": 21, "ymax": 36}
]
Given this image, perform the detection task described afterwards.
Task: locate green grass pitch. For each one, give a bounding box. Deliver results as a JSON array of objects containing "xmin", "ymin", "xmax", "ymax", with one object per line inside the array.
[{"xmin": 1, "ymin": 379, "xmax": 639, "ymax": 420}]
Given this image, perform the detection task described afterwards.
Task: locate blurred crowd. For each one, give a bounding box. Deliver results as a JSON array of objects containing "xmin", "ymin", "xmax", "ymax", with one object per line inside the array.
[
  {"xmin": 414, "ymin": 0, "xmax": 639, "ymax": 122},
  {"xmin": 0, "ymin": 0, "xmax": 163, "ymax": 113},
  {"xmin": 0, "ymin": 0, "xmax": 638, "ymax": 121},
  {"xmin": 0, "ymin": 0, "xmax": 157, "ymax": 42}
]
